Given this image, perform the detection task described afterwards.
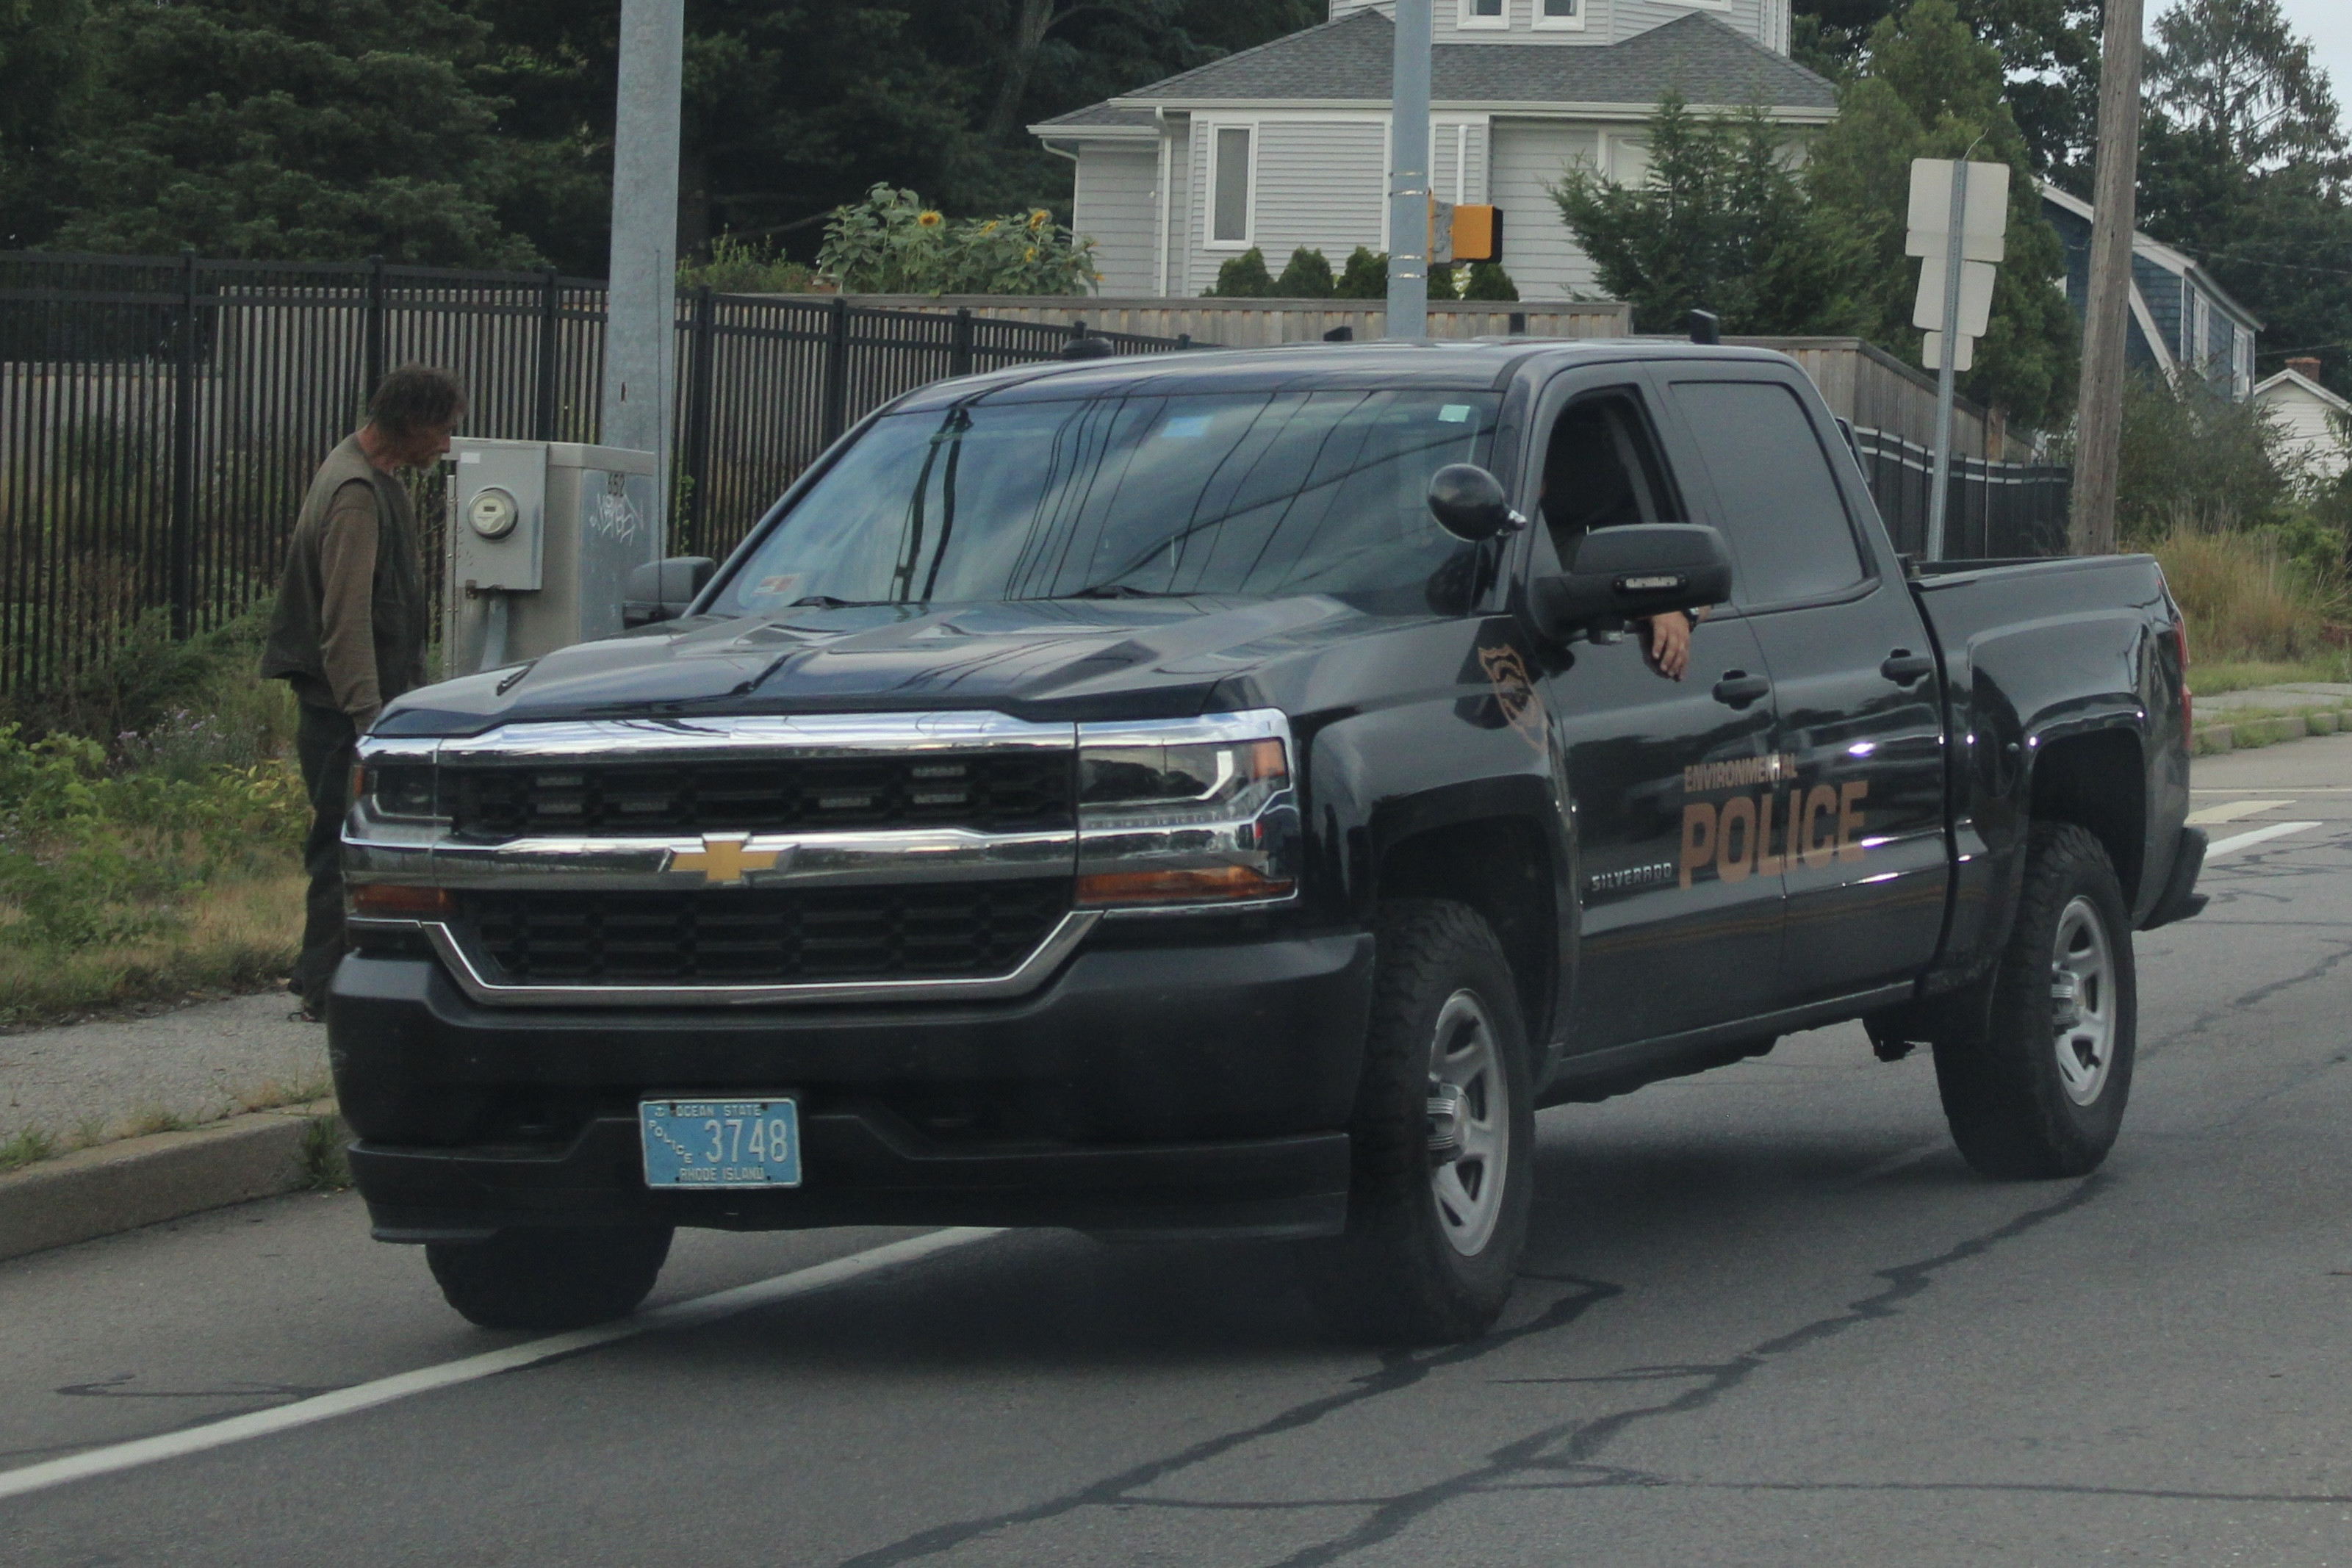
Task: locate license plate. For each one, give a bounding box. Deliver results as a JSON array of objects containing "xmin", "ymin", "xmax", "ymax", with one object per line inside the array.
[{"xmin": 639, "ymin": 1098, "xmax": 802, "ymax": 1188}]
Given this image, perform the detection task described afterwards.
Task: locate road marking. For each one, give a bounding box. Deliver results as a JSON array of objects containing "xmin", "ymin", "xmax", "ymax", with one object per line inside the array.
[
  {"xmin": 2206, "ymin": 821, "xmax": 2323, "ymax": 860},
  {"xmin": 0, "ymin": 1226, "xmax": 1001, "ymax": 1503},
  {"xmin": 2186, "ymin": 799, "xmax": 2296, "ymax": 826}
]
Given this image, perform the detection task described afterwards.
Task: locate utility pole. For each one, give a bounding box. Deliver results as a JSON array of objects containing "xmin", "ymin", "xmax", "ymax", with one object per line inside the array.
[
  {"xmin": 2070, "ymin": 0, "xmax": 2146, "ymax": 556},
  {"xmin": 1386, "ymin": 0, "xmax": 1432, "ymax": 342},
  {"xmin": 601, "ymin": 0, "xmax": 685, "ymax": 545}
]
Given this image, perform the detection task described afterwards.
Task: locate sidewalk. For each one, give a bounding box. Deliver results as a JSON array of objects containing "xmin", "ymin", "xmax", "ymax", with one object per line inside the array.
[{"xmin": 1, "ymin": 993, "xmax": 328, "ymax": 1149}]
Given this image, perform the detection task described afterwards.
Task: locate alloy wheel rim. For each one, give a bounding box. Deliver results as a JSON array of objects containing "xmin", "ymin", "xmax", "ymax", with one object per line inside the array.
[
  {"xmin": 1428, "ymin": 988, "xmax": 1508, "ymax": 1256},
  {"xmin": 2050, "ymin": 895, "xmax": 2116, "ymax": 1107}
]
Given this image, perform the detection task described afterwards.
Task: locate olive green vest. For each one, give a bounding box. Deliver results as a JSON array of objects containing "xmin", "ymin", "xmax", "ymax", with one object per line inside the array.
[{"xmin": 261, "ymin": 435, "xmax": 429, "ymax": 713}]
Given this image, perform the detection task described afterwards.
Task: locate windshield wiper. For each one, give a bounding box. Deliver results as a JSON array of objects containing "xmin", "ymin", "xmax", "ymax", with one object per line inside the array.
[{"xmin": 788, "ymin": 594, "xmax": 889, "ymax": 608}]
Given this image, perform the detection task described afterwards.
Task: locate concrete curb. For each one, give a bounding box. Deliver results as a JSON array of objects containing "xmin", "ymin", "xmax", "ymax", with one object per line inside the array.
[
  {"xmin": 0, "ymin": 1099, "xmax": 342, "ymax": 1264},
  {"xmin": 2193, "ymin": 705, "xmax": 2351, "ymax": 758}
]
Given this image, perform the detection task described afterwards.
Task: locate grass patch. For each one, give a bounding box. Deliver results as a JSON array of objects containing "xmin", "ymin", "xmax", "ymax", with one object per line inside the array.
[
  {"xmin": 0, "ymin": 1124, "xmax": 57, "ymax": 1172},
  {"xmin": 2151, "ymin": 528, "xmax": 2345, "ymax": 663},
  {"xmin": 298, "ymin": 1115, "xmax": 350, "ymax": 1192},
  {"xmin": 2192, "ymin": 658, "xmax": 2351, "ymax": 695},
  {"xmin": 0, "ymin": 870, "xmax": 304, "ymax": 1026}
]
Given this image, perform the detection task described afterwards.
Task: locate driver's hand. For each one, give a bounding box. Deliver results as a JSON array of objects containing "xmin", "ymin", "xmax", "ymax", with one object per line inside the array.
[{"xmin": 1642, "ymin": 611, "xmax": 1692, "ymax": 681}]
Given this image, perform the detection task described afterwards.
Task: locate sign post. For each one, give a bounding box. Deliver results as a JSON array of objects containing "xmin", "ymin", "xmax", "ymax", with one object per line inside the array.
[
  {"xmin": 1907, "ymin": 157, "xmax": 2008, "ymax": 560},
  {"xmin": 600, "ymin": 0, "xmax": 684, "ymax": 550},
  {"xmin": 1386, "ymin": 0, "xmax": 1432, "ymax": 341}
]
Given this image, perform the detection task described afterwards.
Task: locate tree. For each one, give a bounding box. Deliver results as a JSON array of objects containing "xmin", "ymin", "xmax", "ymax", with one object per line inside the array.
[
  {"xmin": 1334, "ymin": 246, "xmax": 1387, "ymax": 300},
  {"xmin": 0, "ymin": 0, "xmax": 90, "ymax": 247},
  {"xmin": 1794, "ymin": 0, "xmax": 2100, "ymax": 176},
  {"xmin": 1206, "ymin": 246, "xmax": 1271, "ymax": 298},
  {"xmin": 1552, "ymin": 97, "xmax": 1873, "ymax": 337},
  {"xmin": 1274, "ymin": 247, "xmax": 1334, "ymax": 298},
  {"xmin": 1461, "ymin": 262, "xmax": 1520, "ymax": 301},
  {"xmin": 2135, "ymin": 0, "xmax": 2352, "ymax": 395},
  {"xmin": 1805, "ymin": 0, "xmax": 2078, "ymax": 428},
  {"xmin": 47, "ymin": 0, "xmax": 535, "ymax": 265}
]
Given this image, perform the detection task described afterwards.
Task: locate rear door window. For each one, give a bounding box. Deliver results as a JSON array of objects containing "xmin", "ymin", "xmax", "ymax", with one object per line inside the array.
[{"xmin": 1666, "ymin": 380, "xmax": 1869, "ymax": 608}]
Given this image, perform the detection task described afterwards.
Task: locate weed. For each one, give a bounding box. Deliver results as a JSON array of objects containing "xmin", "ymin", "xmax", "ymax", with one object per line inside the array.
[
  {"xmin": 2152, "ymin": 528, "xmax": 2345, "ymax": 663},
  {"xmin": 298, "ymin": 1115, "xmax": 350, "ymax": 1192},
  {"xmin": 72, "ymin": 1114, "xmax": 109, "ymax": 1149},
  {"xmin": 0, "ymin": 1124, "xmax": 57, "ymax": 1172},
  {"xmin": 123, "ymin": 1106, "xmax": 193, "ymax": 1138}
]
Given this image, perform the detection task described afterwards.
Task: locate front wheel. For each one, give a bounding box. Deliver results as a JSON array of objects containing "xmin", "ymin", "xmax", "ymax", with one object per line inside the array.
[
  {"xmin": 1933, "ymin": 823, "xmax": 2137, "ymax": 1179},
  {"xmin": 426, "ymin": 1226, "xmax": 674, "ymax": 1331},
  {"xmin": 1297, "ymin": 899, "xmax": 1534, "ymax": 1344}
]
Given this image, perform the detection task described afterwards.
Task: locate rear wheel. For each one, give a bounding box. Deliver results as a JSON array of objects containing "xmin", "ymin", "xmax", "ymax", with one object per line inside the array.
[
  {"xmin": 1298, "ymin": 899, "xmax": 1533, "ymax": 1344},
  {"xmin": 1933, "ymin": 823, "xmax": 2137, "ymax": 1179},
  {"xmin": 426, "ymin": 1226, "xmax": 673, "ymax": 1331}
]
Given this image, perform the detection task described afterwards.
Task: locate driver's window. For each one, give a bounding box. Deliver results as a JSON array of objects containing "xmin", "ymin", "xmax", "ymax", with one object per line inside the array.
[{"xmin": 1539, "ymin": 391, "xmax": 1680, "ymax": 567}]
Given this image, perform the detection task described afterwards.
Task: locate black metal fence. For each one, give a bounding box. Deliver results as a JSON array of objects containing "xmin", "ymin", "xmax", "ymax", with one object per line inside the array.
[
  {"xmin": 1849, "ymin": 425, "xmax": 2073, "ymax": 561},
  {"xmin": 0, "ymin": 251, "xmax": 1187, "ymax": 696}
]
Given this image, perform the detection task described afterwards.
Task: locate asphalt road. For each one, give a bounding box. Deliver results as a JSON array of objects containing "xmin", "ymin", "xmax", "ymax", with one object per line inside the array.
[{"xmin": 7, "ymin": 738, "xmax": 2352, "ymax": 1567}]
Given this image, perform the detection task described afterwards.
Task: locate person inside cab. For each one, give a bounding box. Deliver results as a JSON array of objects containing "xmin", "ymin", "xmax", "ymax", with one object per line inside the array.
[{"xmin": 1541, "ymin": 398, "xmax": 1697, "ymax": 680}]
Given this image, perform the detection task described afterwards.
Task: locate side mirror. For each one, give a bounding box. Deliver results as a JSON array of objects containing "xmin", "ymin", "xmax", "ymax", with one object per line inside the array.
[
  {"xmin": 1426, "ymin": 464, "xmax": 1525, "ymax": 544},
  {"xmin": 623, "ymin": 556, "xmax": 716, "ymax": 627},
  {"xmin": 1529, "ymin": 524, "xmax": 1732, "ymax": 640}
]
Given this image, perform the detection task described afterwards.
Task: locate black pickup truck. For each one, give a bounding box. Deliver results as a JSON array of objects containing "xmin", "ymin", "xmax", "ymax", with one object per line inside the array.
[{"xmin": 334, "ymin": 340, "xmax": 2204, "ymax": 1342}]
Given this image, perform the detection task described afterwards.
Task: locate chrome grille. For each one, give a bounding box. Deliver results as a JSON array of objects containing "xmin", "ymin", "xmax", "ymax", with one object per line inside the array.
[
  {"xmin": 457, "ymin": 880, "xmax": 1072, "ymax": 985},
  {"xmin": 448, "ymin": 752, "xmax": 1073, "ymax": 839}
]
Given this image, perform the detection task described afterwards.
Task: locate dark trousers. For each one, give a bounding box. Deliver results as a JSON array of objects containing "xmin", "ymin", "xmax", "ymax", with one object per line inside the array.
[{"xmin": 292, "ymin": 704, "xmax": 359, "ymax": 1009}]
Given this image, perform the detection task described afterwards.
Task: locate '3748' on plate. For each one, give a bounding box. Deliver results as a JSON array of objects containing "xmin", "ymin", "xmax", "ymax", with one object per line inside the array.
[{"xmin": 639, "ymin": 1098, "xmax": 802, "ymax": 1187}]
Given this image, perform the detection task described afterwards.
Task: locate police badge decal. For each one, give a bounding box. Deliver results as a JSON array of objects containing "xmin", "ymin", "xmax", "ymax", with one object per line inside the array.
[{"xmin": 1476, "ymin": 644, "xmax": 1546, "ymax": 749}]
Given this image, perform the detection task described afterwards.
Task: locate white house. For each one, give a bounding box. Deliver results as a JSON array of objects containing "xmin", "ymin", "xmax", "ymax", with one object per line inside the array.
[
  {"xmin": 2255, "ymin": 359, "xmax": 2351, "ymax": 481},
  {"xmin": 1029, "ymin": 0, "xmax": 1836, "ymax": 300}
]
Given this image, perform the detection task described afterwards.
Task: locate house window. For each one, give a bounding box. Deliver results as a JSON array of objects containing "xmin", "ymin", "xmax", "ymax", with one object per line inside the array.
[
  {"xmin": 1459, "ymin": 0, "xmax": 1508, "ymax": 29},
  {"xmin": 1535, "ymin": 0, "xmax": 1584, "ymax": 29},
  {"xmin": 1211, "ymin": 126, "xmax": 1253, "ymax": 246}
]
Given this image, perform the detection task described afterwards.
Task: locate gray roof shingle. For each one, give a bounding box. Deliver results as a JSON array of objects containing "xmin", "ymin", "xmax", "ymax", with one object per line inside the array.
[{"xmin": 1032, "ymin": 11, "xmax": 1835, "ymax": 130}]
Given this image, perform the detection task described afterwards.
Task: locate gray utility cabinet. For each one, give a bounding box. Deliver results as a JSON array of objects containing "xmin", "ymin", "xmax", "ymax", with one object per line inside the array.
[{"xmin": 445, "ymin": 439, "xmax": 661, "ymax": 672}]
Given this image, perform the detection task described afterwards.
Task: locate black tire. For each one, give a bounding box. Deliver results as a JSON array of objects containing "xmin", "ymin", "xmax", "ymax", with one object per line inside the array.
[
  {"xmin": 1297, "ymin": 899, "xmax": 1535, "ymax": 1344},
  {"xmin": 426, "ymin": 1226, "xmax": 674, "ymax": 1331},
  {"xmin": 1933, "ymin": 823, "xmax": 2137, "ymax": 1179}
]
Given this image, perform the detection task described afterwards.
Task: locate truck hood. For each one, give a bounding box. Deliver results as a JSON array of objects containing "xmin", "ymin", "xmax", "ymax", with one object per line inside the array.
[{"xmin": 378, "ymin": 595, "xmax": 1383, "ymax": 736}]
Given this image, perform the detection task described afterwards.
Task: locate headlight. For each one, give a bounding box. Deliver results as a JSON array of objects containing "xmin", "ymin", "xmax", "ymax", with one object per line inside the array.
[
  {"xmin": 368, "ymin": 765, "xmax": 442, "ymax": 820},
  {"xmin": 1076, "ymin": 711, "xmax": 1301, "ymax": 909}
]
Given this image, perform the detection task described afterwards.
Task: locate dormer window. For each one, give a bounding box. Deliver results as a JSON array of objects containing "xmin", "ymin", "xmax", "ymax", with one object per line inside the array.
[
  {"xmin": 1459, "ymin": 0, "xmax": 1508, "ymax": 29},
  {"xmin": 1535, "ymin": 0, "xmax": 1584, "ymax": 28}
]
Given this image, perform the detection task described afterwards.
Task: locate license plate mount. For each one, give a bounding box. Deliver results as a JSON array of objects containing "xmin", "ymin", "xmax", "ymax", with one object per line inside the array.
[{"xmin": 639, "ymin": 1097, "xmax": 802, "ymax": 1189}]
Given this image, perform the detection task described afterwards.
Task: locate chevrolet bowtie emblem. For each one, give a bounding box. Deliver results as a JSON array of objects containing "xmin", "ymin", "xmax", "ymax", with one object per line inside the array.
[{"xmin": 671, "ymin": 834, "xmax": 783, "ymax": 886}]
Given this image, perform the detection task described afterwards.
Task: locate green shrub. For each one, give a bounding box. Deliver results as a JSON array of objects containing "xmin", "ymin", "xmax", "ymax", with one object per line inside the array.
[
  {"xmin": 1208, "ymin": 247, "xmax": 1273, "ymax": 298},
  {"xmin": 1273, "ymin": 247, "xmax": 1334, "ymax": 298},
  {"xmin": 679, "ymin": 234, "xmax": 816, "ymax": 294},
  {"xmin": 1334, "ymin": 247, "xmax": 1387, "ymax": 300},
  {"xmin": 1461, "ymin": 261, "xmax": 1520, "ymax": 301},
  {"xmin": 816, "ymin": 184, "xmax": 1100, "ymax": 296},
  {"xmin": 1427, "ymin": 262, "xmax": 1460, "ymax": 301}
]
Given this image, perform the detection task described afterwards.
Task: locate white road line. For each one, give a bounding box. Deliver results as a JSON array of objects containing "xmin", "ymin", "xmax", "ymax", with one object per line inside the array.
[
  {"xmin": 2206, "ymin": 821, "xmax": 2324, "ymax": 860},
  {"xmin": 2185, "ymin": 799, "xmax": 2296, "ymax": 826},
  {"xmin": 0, "ymin": 1226, "xmax": 1001, "ymax": 1503}
]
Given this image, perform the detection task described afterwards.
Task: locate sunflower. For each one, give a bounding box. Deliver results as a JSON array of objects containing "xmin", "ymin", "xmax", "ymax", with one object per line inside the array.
[
  {"xmin": 1024, "ymin": 247, "xmax": 1038, "ymax": 263},
  {"xmin": 917, "ymin": 210, "xmax": 943, "ymax": 229},
  {"xmin": 1028, "ymin": 209, "xmax": 1051, "ymax": 231},
  {"xmin": 979, "ymin": 220, "xmax": 1000, "ymax": 235}
]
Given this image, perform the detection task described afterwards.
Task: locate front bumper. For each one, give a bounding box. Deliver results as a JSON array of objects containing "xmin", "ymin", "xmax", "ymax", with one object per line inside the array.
[{"xmin": 331, "ymin": 929, "xmax": 1373, "ymax": 1240}]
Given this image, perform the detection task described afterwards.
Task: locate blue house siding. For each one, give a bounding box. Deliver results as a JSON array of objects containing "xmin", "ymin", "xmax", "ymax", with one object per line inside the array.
[{"xmin": 2040, "ymin": 186, "xmax": 2261, "ymax": 398}]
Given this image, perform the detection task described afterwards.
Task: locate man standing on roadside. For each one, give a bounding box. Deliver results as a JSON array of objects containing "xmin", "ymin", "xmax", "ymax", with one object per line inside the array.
[{"xmin": 262, "ymin": 364, "xmax": 464, "ymax": 1019}]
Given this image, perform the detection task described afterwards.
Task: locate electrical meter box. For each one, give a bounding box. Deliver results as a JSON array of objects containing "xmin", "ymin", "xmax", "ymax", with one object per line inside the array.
[{"xmin": 446, "ymin": 439, "xmax": 660, "ymax": 672}]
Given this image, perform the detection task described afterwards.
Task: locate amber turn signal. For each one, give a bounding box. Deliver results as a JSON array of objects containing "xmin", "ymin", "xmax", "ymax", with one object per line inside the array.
[
  {"xmin": 350, "ymin": 884, "xmax": 456, "ymax": 919},
  {"xmin": 1075, "ymin": 866, "xmax": 1294, "ymax": 907}
]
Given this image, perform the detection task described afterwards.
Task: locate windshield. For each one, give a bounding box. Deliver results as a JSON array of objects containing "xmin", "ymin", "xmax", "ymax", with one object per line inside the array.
[{"xmin": 710, "ymin": 389, "xmax": 1503, "ymax": 616}]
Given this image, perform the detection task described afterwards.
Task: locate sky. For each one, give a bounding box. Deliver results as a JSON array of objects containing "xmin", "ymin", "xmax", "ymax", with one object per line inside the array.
[{"xmin": 2271, "ymin": 0, "xmax": 2352, "ymax": 106}]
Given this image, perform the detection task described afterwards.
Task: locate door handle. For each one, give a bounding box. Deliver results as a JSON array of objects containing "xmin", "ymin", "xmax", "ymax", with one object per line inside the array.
[
  {"xmin": 1711, "ymin": 670, "xmax": 1772, "ymax": 708},
  {"xmin": 1880, "ymin": 650, "xmax": 1935, "ymax": 685}
]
